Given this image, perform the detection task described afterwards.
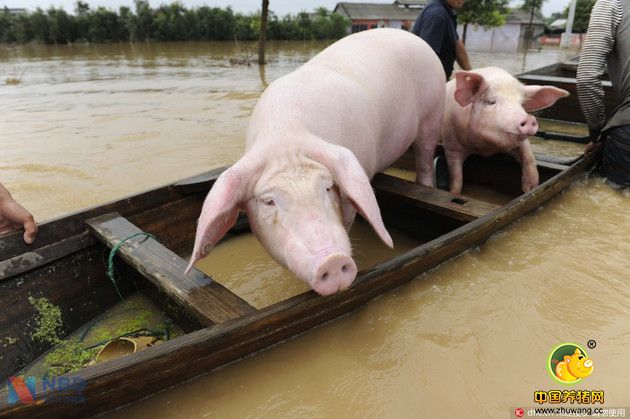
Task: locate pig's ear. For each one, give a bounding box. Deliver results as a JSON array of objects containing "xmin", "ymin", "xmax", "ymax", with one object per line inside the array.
[
  {"xmin": 522, "ymin": 85, "xmax": 569, "ymax": 112},
  {"xmin": 185, "ymin": 158, "xmax": 259, "ymax": 273},
  {"xmin": 310, "ymin": 144, "xmax": 393, "ymax": 249},
  {"xmin": 453, "ymin": 71, "xmax": 489, "ymax": 107}
]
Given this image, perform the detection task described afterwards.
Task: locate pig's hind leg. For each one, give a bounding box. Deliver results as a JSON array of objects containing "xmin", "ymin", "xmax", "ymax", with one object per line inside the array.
[{"xmin": 412, "ymin": 107, "xmax": 443, "ymax": 187}]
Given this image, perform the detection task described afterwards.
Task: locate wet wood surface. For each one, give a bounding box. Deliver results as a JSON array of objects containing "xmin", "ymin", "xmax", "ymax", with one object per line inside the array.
[
  {"xmin": 373, "ymin": 173, "xmax": 500, "ymax": 222},
  {"xmin": 87, "ymin": 213, "xmax": 256, "ymax": 326}
]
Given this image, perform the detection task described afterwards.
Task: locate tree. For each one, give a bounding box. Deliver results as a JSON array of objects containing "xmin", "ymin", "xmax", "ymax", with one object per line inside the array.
[
  {"xmin": 134, "ymin": 0, "xmax": 153, "ymax": 42},
  {"xmin": 0, "ymin": 2, "xmax": 350, "ymax": 45},
  {"xmin": 29, "ymin": 8, "xmax": 50, "ymax": 43},
  {"xmin": 458, "ymin": 0, "xmax": 509, "ymax": 44},
  {"xmin": 569, "ymin": 0, "xmax": 596, "ymax": 33},
  {"xmin": 519, "ymin": 0, "xmax": 547, "ymax": 15},
  {"xmin": 48, "ymin": 7, "xmax": 76, "ymax": 43},
  {"xmin": 519, "ymin": 0, "xmax": 546, "ymax": 51},
  {"xmin": 258, "ymin": 0, "xmax": 269, "ymax": 64}
]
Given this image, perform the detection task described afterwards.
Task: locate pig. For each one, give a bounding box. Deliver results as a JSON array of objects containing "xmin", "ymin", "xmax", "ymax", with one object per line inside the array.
[
  {"xmin": 186, "ymin": 28, "xmax": 446, "ymax": 295},
  {"xmin": 441, "ymin": 66, "xmax": 569, "ymax": 194},
  {"xmin": 554, "ymin": 348, "xmax": 594, "ymax": 382}
]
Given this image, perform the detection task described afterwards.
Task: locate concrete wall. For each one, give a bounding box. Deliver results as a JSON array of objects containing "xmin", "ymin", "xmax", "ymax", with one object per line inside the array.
[
  {"xmin": 458, "ymin": 23, "xmax": 521, "ymax": 53},
  {"xmin": 349, "ymin": 19, "xmax": 414, "ymax": 33}
]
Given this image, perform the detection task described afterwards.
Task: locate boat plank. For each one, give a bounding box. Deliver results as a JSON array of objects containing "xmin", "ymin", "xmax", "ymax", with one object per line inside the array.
[
  {"xmin": 373, "ymin": 173, "xmax": 500, "ymax": 222},
  {"xmin": 0, "ymin": 232, "xmax": 95, "ymax": 282},
  {"xmin": 86, "ymin": 213, "xmax": 256, "ymax": 326}
]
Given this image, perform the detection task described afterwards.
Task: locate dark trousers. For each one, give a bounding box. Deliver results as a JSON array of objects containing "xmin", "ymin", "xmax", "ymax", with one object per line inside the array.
[{"xmin": 601, "ymin": 124, "xmax": 630, "ymax": 187}]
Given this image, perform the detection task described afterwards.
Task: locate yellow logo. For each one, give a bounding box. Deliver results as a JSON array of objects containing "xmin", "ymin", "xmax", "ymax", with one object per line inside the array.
[{"xmin": 548, "ymin": 343, "xmax": 594, "ymax": 384}]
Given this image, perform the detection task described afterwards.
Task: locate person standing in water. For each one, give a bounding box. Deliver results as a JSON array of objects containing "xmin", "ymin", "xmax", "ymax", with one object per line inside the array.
[
  {"xmin": 411, "ymin": 0, "xmax": 472, "ymax": 80},
  {"xmin": 577, "ymin": 0, "xmax": 630, "ymax": 187}
]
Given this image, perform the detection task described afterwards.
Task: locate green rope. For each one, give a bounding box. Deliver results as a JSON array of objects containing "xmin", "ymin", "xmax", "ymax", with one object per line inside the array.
[{"xmin": 106, "ymin": 232, "xmax": 156, "ymax": 301}]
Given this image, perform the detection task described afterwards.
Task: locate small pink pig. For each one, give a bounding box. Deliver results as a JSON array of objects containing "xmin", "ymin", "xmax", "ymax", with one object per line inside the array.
[
  {"xmin": 186, "ymin": 28, "xmax": 445, "ymax": 295},
  {"xmin": 442, "ymin": 66, "xmax": 569, "ymax": 194}
]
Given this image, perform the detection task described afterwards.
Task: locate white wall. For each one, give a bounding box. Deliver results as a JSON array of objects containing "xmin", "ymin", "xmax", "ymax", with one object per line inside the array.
[{"xmin": 458, "ymin": 23, "xmax": 521, "ymax": 53}]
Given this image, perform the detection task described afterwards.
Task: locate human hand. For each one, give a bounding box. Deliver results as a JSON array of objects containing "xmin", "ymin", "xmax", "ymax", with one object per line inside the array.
[
  {"xmin": 0, "ymin": 184, "xmax": 37, "ymax": 244},
  {"xmin": 584, "ymin": 141, "xmax": 602, "ymax": 154}
]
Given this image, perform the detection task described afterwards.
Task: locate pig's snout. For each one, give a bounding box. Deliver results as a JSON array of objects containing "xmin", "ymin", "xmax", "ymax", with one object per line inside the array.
[
  {"xmin": 518, "ymin": 115, "xmax": 538, "ymax": 136},
  {"xmin": 583, "ymin": 359, "xmax": 593, "ymax": 368},
  {"xmin": 312, "ymin": 254, "xmax": 357, "ymax": 296}
]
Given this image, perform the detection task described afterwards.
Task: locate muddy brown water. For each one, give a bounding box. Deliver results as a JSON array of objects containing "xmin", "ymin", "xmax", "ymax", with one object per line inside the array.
[{"xmin": 1, "ymin": 42, "xmax": 628, "ymax": 418}]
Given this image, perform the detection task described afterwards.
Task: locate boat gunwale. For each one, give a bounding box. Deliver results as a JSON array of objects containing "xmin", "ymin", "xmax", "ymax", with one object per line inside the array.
[{"xmin": 517, "ymin": 73, "xmax": 613, "ymax": 88}]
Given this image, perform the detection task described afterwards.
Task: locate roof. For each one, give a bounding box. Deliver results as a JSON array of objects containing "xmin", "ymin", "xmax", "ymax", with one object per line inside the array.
[
  {"xmin": 393, "ymin": 0, "xmax": 428, "ymax": 7},
  {"xmin": 549, "ymin": 18, "xmax": 567, "ymax": 30},
  {"xmin": 505, "ymin": 8, "xmax": 545, "ymax": 26},
  {"xmin": 334, "ymin": 2, "xmax": 422, "ymax": 20},
  {"xmin": 5, "ymin": 8, "xmax": 27, "ymax": 15}
]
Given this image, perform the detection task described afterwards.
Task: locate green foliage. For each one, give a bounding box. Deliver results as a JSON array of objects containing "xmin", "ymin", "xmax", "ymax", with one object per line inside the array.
[
  {"xmin": 0, "ymin": 2, "xmax": 350, "ymax": 44},
  {"xmin": 459, "ymin": 0, "xmax": 510, "ymax": 28},
  {"xmin": 570, "ymin": 0, "xmax": 596, "ymax": 33},
  {"xmin": 519, "ymin": 0, "xmax": 547, "ymax": 16}
]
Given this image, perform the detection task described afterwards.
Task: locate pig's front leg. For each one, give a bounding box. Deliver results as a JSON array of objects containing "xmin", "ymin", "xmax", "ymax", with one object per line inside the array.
[
  {"xmin": 444, "ymin": 150, "xmax": 467, "ymax": 195},
  {"xmin": 509, "ymin": 140, "xmax": 539, "ymax": 193}
]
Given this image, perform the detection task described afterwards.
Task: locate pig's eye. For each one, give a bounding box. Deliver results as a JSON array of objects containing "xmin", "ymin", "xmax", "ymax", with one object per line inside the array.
[
  {"xmin": 263, "ymin": 198, "xmax": 275, "ymax": 206},
  {"xmin": 484, "ymin": 98, "xmax": 496, "ymax": 105}
]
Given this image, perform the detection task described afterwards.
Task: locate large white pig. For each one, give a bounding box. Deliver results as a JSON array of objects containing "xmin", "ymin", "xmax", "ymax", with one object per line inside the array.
[
  {"xmin": 186, "ymin": 28, "xmax": 445, "ymax": 295},
  {"xmin": 442, "ymin": 66, "xmax": 569, "ymax": 194}
]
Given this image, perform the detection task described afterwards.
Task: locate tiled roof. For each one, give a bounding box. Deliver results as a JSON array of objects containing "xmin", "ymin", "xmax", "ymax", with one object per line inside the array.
[{"xmin": 393, "ymin": 0, "xmax": 428, "ymax": 7}]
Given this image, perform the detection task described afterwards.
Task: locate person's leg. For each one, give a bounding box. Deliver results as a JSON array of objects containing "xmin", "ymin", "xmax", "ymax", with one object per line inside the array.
[{"xmin": 600, "ymin": 124, "xmax": 630, "ymax": 187}]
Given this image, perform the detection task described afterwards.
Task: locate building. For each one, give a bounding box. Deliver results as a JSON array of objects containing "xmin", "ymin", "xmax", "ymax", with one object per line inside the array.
[
  {"xmin": 4, "ymin": 8, "xmax": 27, "ymax": 15},
  {"xmin": 334, "ymin": 1, "xmax": 426, "ymax": 33},
  {"xmin": 459, "ymin": 9, "xmax": 546, "ymax": 53},
  {"xmin": 333, "ymin": 2, "xmax": 546, "ymax": 53}
]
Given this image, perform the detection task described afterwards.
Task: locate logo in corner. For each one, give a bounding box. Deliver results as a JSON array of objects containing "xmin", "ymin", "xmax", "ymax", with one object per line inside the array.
[
  {"xmin": 548, "ymin": 343, "xmax": 594, "ymax": 384},
  {"xmin": 7, "ymin": 376, "xmax": 37, "ymax": 405}
]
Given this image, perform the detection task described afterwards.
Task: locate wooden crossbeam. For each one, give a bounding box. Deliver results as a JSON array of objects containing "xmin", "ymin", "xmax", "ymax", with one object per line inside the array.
[
  {"xmin": 373, "ymin": 173, "xmax": 500, "ymax": 222},
  {"xmin": 86, "ymin": 212, "xmax": 256, "ymax": 326}
]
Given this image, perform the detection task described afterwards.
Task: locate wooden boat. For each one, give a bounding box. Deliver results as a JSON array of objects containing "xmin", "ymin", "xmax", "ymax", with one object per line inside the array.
[
  {"xmin": 516, "ymin": 58, "xmax": 617, "ymax": 124},
  {"xmin": 0, "ymin": 118, "xmax": 597, "ymax": 418}
]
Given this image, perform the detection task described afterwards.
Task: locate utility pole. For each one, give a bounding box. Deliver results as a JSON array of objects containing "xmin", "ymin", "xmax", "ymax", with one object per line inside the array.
[{"xmin": 562, "ymin": 0, "xmax": 577, "ymax": 48}]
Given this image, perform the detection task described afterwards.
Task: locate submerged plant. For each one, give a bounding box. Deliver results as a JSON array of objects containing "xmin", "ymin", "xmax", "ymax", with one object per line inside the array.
[
  {"xmin": 44, "ymin": 340, "xmax": 99, "ymax": 376},
  {"xmin": 29, "ymin": 296, "xmax": 63, "ymax": 345}
]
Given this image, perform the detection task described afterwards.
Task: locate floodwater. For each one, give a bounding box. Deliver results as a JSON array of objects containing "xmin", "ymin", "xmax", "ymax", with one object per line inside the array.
[{"xmin": 1, "ymin": 41, "xmax": 628, "ymax": 418}]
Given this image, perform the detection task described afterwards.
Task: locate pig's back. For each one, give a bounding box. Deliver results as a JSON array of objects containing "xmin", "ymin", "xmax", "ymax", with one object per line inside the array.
[{"xmin": 248, "ymin": 28, "xmax": 445, "ymax": 176}]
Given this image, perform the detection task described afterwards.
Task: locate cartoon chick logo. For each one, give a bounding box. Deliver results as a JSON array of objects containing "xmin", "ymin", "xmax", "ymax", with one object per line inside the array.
[{"xmin": 548, "ymin": 343, "xmax": 594, "ymax": 384}]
